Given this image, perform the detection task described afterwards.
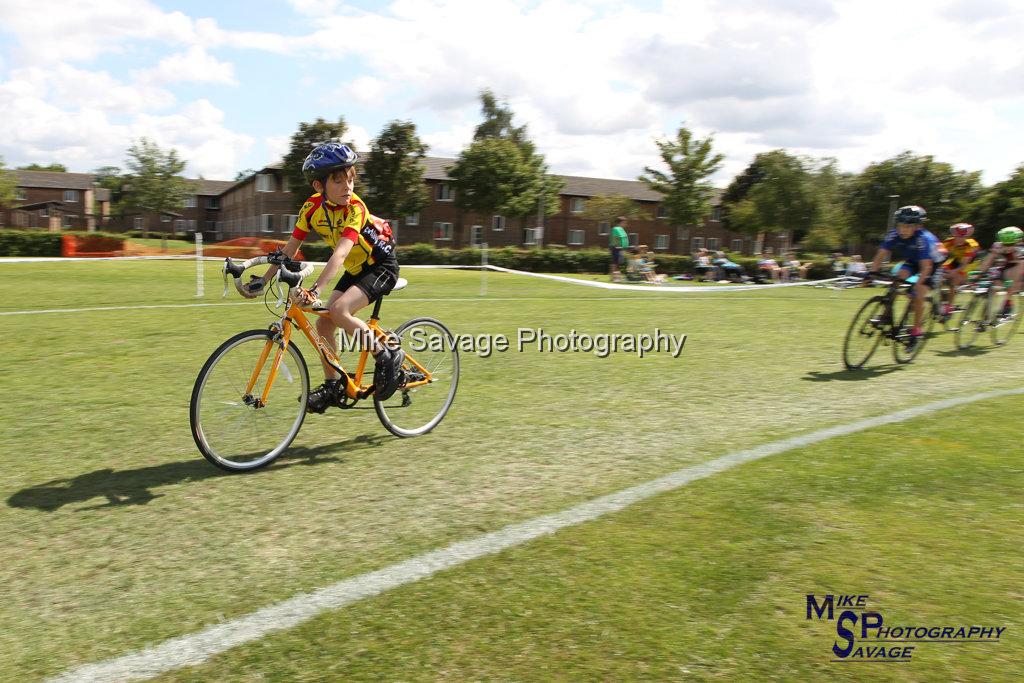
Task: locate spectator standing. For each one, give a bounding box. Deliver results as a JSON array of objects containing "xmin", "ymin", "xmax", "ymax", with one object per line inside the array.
[{"xmin": 609, "ymin": 216, "xmax": 629, "ymax": 282}]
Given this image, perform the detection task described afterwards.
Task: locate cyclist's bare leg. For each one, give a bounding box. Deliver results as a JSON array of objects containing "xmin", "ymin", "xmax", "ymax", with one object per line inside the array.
[
  {"xmin": 327, "ymin": 285, "xmax": 385, "ymax": 362},
  {"xmin": 315, "ymin": 290, "xmax": 344, "ymax": 380},
  {"xmin": 913, "ymin": 281, "xmax": 927, "ymax": 329}
]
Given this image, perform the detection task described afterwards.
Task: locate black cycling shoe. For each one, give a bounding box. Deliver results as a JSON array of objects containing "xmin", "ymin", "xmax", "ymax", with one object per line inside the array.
[
  {"xmin": 306, "ymin": 378, "xmax": 342, "ymax": 414},
  {"xmin": 373, "ymin": 348, "xmax": 406, "ymax": 401}
]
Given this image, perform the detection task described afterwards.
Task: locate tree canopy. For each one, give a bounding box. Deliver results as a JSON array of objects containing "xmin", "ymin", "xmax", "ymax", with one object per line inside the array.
[
  {"xmin": 639, "ymin": 125, "xmax": 723, "ymax": 227},
  {"xmin": 967, "ymin": 163, "xmax": 1024, "ymax": 245},
  {"xmin": 581, "ymin": 194, "xmax": 651, "ymax": 224},
  {"xmin": 0, "ymin": 157, "xmax": 17, "ymax": 209},
  {"xmin": 362, "ymin": 120, "xmax": 429, "ymax": 226},
  {"xmin": 721, "ymin": 150, "xmax": 816, "ymax": 244},
  {"xmin": 18, "ymin": 163, "xmax": 67, "ymax": 172},
  {"xmin": 122, "ymin": 138, "xmax": 192, "ymax": 233}
]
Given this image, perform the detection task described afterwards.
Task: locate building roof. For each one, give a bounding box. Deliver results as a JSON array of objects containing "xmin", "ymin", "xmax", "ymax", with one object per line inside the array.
[
  {"xmin": 15, "ymin": 170, "xmax": 100, "ymax": 190},
  {"xmin": 193, "ymin": 179, "xmax": 235, "ymax": 196},
  {"xmin": 555, "ymin": 174, "xmax": 662, "ymax": 202}
]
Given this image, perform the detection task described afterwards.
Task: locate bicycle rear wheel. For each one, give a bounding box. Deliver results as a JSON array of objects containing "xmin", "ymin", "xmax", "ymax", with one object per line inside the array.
[
  {"xmin": 191, "ymin": 329, "xmax": 309, "ymax": 472},
  {"xmin": 375, "ymin": 317, "xmax": 459, "ymax": 437},
  {"xmin": 953, "ymin": 294, "xmax": 985, "ymax": 350},
  {"xmin": 843, "ymin": 296, "xmax": 887, "ymax": 370},
  {"xmin": 989, "ymin": 291, "xmax": 1023, "ymax": 346},
  {"xmin": 892, "ymin": 292, "xmax": 934, "ymax": 364}
]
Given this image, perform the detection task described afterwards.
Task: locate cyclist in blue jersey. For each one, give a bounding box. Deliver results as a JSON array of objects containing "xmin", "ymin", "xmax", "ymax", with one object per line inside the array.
[{"xmin": 867, "ymin": 205, "xmax": 946, "ymax": 343}]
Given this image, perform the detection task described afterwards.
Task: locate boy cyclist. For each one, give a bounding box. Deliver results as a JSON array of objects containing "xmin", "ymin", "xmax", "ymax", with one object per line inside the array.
[
  {"xmin": 975, "ymin": 226, "xmax": 1024, "ymax": 318},
  {"xmin": 868, "ymin": 205, "xmax": 945, "ymax": 343},
  {"xmin": 939, "ymin": 223, "xmax": 980, "ymax": 316},
  {"xmin": 244, "ymin": 142, "xmax": 404, "ymax": 412}
]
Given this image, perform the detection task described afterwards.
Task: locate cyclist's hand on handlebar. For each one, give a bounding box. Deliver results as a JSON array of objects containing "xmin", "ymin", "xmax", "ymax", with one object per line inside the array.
[
  {"xmin": 289, "ymin": 286, "xmax": 320, "ymax": 307},
  {"xmin": 240, "ymin": 275, "xmax": 266, "ymax": 299}
]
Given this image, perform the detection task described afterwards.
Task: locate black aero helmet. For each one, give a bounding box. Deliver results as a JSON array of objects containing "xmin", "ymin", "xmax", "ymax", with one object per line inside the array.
[
  {"xmin": 302, "ymin": 142, "xmax": 358, "ymax": 185},
  {"xmin": 894, "ymin": 205, "xmax": 927, "ymax": 225}
]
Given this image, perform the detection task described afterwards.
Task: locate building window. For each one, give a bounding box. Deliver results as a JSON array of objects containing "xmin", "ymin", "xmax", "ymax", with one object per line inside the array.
[
  {"xmin": 185, "ymin": 196, "xmax": 197, "ymax": 208},
  {"xmin": 628, "ymin": 232, "xmax": 639, "ymax": 247},
  {"xmin": 63, "ymin": 214, "xmax": 77, "ymax": 228},
  {"xmin": 63, "ymin": 190, "xmax": 79, "ymax": 203},
  {"xmin": 655, "ymin": 234, "xmax": 669, "ymax": 250},
  {"xmin": 568, "ymin": 229, "xmax": 585, "ymax": 246},
  {"xmin": 677, "ymin": 227, "xmax": 690, "ymax": 240},
  {"xmin": 470, "ymin": 225, "xmax": 483, "ymax": 246},
  {"xmin": 206, "ymin": 220, "xmax": 217, "ymax": 230},
  {"xmin": 161, "ymin": 214, "xmax": 171, "ymax": 223},
  {"xmin": 569, "ymin": 197, "xmax": 585, "ymax": 214},
  {"xmin": 15, "ymin": 188, "xmax": 27, "ymax": 201},
  {"xmin": 657, "ymin": 206, "xmax": 668, "ymax": 219},
  {"xmin": 206, "ymin": 197, "xmax": 219, "ymax": 209},
  {"xmin": 731, "ymin": 238, "xmax": 742, "ymax": 253},
  {"xmin": 598, "ymin": 221, "xmax": 610, "ymax": 236},
  {"xmin": 691, "ymin": 237, "xmax": 704, "ymax": 251},
  {"xmin": 405, "ymin": 212, "xmax": 419, "ymax": 226},
  {"xmin": 256, "ymin": 174, "xmax": 273, "ymax": 192},
  {"xmin": 134, "ymin": 216, "xmax": 143, "ymax": 229},
  {"xmin": 523, "ymin": 227, "xmax": 539, "ymax": 245},
  {"xmin": 711, "ymin": 206, "xmax": 722, "ymax": 221},
  {"xmin": 260, "ymin": 214, "xmax": 274, "ymax": 232},
  {"xmin": 282, "ymin": 214, "xmax": 298, "ymax": 230},
  {"xmin": 281, "ymin": 176, "xmax": 290, "ymax": 194},
  {"xmin": 40, "ymin": 207, "xmax": 48, "ymax": 218},
  {"xmin": 174, "ymin": 219, "xmax": 185, "ymax": 232},
  {"xmin": 188, "ymin": 219, "xmax": 197, "ymax": 231},
  {"xmin": 491, "ymin": 215, "xmax": 505, "ymax": 231},
  {"xmin": 707, "ymin": 237, "xmax": 719, "ymax": 251},
  {"xmin": 436, "ymin": 184, "xmax": 454, "ymax": 201},
  {"xmin": 433, "ymin": 222, "xmax": 453, "ymax": 240}
]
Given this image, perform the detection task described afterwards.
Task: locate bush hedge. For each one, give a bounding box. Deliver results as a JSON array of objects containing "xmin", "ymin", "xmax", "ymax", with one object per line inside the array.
[{"xmin": 0, "ymin": 230, "xmax": 126, "ymax": 256}]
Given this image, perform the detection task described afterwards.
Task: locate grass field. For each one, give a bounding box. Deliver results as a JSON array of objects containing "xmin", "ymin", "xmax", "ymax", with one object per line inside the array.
[{"xmin": 1, "ymin": 258, "xmax": 1022, "ymax": 681}]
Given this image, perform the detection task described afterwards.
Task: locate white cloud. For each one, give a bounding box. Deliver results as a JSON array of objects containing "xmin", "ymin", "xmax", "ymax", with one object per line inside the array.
[{"xmin": 142, "ymin": 47, "xmax": 238, "ymax": 85}]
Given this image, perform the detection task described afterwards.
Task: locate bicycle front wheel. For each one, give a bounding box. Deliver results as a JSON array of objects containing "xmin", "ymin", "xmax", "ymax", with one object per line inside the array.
[
  {"xmin": 191, "ymin": 329, "xmax": 310, "ymax": 472},
  {"xmin": 842, "ymin": 296, "xmax": 886, "ymax": 369},
  {"xmin": 989, "ymin": 291, "xmax": 1023, "ymax": 346},
  {"xmin": 375, "ymin": 317, "xmax": 459, "ymax": 437},
  {"xmin": 953, "ymin": 294, "xmax": 985, "ymax": 350}
]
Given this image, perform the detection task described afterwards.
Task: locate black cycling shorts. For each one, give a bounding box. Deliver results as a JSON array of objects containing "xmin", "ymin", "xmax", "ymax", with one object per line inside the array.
[{"xmin": 334, "ymin": 259, "xmax": 399, "ymax": 303}]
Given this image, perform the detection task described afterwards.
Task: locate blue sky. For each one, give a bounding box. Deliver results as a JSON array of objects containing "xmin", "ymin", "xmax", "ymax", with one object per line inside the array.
[{"xmin": 1, "ymin": 0, "xmax": 1023, "ymax": 187}]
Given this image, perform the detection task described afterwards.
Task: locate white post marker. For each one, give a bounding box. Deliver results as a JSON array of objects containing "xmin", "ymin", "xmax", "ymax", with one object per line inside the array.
[
  {"xmin": 195, "ymin": 232, "xmax": 204, "ymax": 298},
  {"xmin": 480, "ymin": 242, "xmax": 488, "ymax": 297}
]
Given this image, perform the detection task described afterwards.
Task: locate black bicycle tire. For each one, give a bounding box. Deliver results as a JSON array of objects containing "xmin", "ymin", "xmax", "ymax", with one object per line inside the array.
[
  {"xmin": 190, "ymin": 329, "xmax": 310, "ymax": 472},
  {"xmin": 891, "ymin": 292, "xmax": 931, "ymax": 364},
  {"xmin": 954, "ymin": 294, "xmax": 984, "ymax": 350},
  {"xmin": 989, "ymin": 290, "xmax": 1023, "ymax": 346},
  {"xmin": 842, "ymin": 296, "xmax": 886, "ymax": 370},
  {"xmin": 374, "ymin": 316, "xmax": 460, "ymax": 437}
]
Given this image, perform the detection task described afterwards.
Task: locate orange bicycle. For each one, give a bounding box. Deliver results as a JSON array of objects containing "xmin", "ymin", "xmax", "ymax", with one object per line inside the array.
[{"xmin": 190, "ymin": 252, "xmax": 459, "ymax": 472}]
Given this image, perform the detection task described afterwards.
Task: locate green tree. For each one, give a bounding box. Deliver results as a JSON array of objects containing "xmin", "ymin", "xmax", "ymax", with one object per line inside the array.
[
  {"xmin": 846, "ymin": 151, "xmax": 983, "ymax": 246},
  {"xmin": 93, "ymin": 166, "xmax": 126, "ymax": 217},
  {"xmin": 449, "ymin": 92, "xmax": 562, "ymax": 243},
  {"xmin": 581, "ymin": 194, "xmax": 651, "ymax": 224},
  {"xmin": 18, "ymin": 163, "xmax": 67, "ymax": 172},
  {"xmin": 234, "ymin": 168, "xmax": 257, "ymax": 181},
  {"xmin": 967, "ymin": 163, "xmax": 1024, "ymax": 245},
  {"xmin": 721, "ymin": 150, "xmax": 815, "ymax": 245},
  {"xmin": 362, "ymin": 120, "xmax": 428, "ymax": 229},
  {"xmin": 282, "ymin": 117, "xmax": 348, "ymax": 212},
  {"xmin": 639, "ymin": 125, "xmax": 724, "ymax": 228},
  {"xmin": 0, "ymin": 157, "xmax": 17, "ymax": 209},
  {"xmin": 122, "ymin": 138, "xmax": 191, "ymax": 238},
  {"xmin": 802, "ymin": 158, "xmax": 854, "ymax": 252}
]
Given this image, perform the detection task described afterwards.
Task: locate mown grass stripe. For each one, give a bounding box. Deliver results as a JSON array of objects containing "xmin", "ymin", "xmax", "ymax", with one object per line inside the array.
[{"xmin": 49, "ymin": 386, "xmax": 1024, "ymax": 683}]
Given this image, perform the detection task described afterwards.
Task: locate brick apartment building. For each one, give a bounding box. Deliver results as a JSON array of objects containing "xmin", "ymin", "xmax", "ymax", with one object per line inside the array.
[
  {"xmin": 3, "ymin": 161, "xmax": 792, "ymax": 256},
  {"xmin": 2, "ymin": 171, "xmax": 111, "ymax": 231}
]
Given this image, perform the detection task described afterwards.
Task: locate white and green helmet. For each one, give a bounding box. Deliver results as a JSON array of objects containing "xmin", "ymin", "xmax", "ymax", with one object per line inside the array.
[{"xmin": 996, "ymin": 226, "xmax": 1023, "ymax": 245}]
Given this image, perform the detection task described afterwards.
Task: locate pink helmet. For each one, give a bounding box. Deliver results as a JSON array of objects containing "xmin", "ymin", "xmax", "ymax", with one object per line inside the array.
[{"xmin": 950, "ymin": 223, "xmax": 974, "ymax": 238}]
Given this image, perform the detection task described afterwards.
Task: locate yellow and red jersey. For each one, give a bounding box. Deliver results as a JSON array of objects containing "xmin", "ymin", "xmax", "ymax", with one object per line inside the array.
[
  {"xmin": 291, "ymin": 191, "xmax": 395, "ymax": 275},
  {"xmin": 941, "ymin": 236, "xmax": 979, "ymax": 266}
]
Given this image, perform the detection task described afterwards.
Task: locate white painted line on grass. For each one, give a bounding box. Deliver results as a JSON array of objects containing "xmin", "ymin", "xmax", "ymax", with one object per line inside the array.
[{"xmin": 49, "ymin": 386, "xmax": 1024, "ymax": 683}]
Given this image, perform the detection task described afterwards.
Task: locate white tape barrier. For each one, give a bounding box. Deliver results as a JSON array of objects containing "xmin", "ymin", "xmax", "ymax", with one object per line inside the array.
[{"xmin": 0, "ymin": 255, "xmax": 840, "ymax": 293}]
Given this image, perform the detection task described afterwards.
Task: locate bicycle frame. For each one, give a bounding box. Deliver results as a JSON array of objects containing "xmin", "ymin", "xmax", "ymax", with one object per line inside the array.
[{"xmin": 244, "ymin": 294, "xmax": 432, "ymax": 407}]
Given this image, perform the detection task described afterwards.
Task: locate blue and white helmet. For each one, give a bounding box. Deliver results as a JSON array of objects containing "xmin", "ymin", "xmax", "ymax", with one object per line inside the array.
[
  {"xmin": 894, "ymin": 205, "xmax": 927, "ymax": 225},
  {"xmin": 301, "ymin": 142, "xmax": 358, "ymax": 185}
]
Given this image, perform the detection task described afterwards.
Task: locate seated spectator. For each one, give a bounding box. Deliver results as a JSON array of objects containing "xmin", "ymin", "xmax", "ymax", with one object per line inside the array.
[
  {"xmin": 781, "ymin": 251, "xmax": 809, "ymax": 282},
  {"xmin": 624, "ymin": 247, "xmax": 644, "ymax": 281},
  {"xmin": 712, "ymin": 251, "xmax": 747, "ymax": 282},
  {"xmin": 829, "ymin": 252, "xmax": 847, "ymax": 276},
  {"xmin": 757, "ymin": 249, "xmax": 782, "ymax": 283},
  {"xmin": 845, "ymin": 254, "xmax": 867, "ymax": 276},
  {"xmin": 637, "ymin": 244, "xmax": 666, "ymax": 284},
  {"xmin": 693, "ymin": 248, "xmax": 718, "ymax": 282}
]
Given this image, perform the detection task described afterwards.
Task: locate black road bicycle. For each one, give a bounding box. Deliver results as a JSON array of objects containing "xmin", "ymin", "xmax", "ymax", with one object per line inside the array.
[
  {"xmin": 842, "ymin": 273, "xmax": 937, "ymax": 369},
  {"xmin": 952, "ymin": 272, "xmax": 1023, "ymax": 350}
]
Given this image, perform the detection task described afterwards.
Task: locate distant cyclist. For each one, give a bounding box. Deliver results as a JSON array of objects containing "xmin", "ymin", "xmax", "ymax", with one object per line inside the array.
[
  {"xmin": 975, "ymin": 226, "xmax": 1024, "ymax": 318},
  {"xmin": 939, "ymin": 223, "xmax": 980, "ymax": 316},
  {"xmin": 244, "ymin": 142, "xmax": 405, "ymax": 412},
  {"xmin": 868, "ymin": 205, "xmax": 945, "ymax": 344}
]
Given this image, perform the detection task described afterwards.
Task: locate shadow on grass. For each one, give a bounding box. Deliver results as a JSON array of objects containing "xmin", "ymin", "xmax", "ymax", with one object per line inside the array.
[
  {"xmin": 932, "ymin": 345, "xmax": 996, "ymax": 358},
  {"xmin": 7, "ymin": 433, "xmax": 390, "ymax": 512},
  {"xmin": 802, "ymin": 365, "xmax": 907, "ymax": 382}
]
